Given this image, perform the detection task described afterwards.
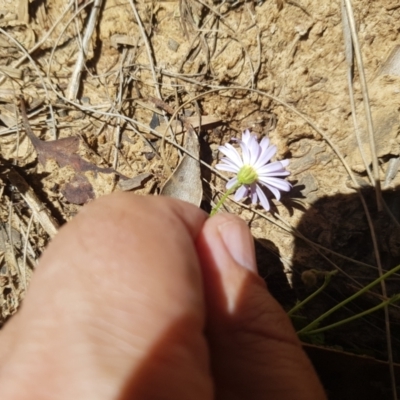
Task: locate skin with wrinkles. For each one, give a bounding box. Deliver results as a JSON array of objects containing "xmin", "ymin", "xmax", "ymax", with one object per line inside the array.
[{"xmin": 0, "ymin": 194, "xmax": 326, "ymax": 400}]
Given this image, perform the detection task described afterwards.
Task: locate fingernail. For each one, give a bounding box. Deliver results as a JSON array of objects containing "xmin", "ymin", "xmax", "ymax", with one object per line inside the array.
[{"xmin": 218, "ymin": 218, "xmax": 257, "ymax": 272}]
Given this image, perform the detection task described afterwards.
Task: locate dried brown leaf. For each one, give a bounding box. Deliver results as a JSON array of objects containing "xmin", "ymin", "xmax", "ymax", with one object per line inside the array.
[
  {"xmin": 20, "ymin": 96, "xmax": 118, "ymax": 176},
  {"xmin": 160, "ymin": 129, "xmax": 202, "ymax": 206},
  {"xmin": 149, "ymin": 96, "xmax": 203, "ymax": 206},
  {"xmin": 19, "ymin": 96, "xmax": 127, "ymax": 204}
]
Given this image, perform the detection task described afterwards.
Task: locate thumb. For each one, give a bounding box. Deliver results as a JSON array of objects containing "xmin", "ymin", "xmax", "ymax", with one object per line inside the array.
[{"xmin": 196, "ymin": 214, "xmax": 326, "ymax": 400}]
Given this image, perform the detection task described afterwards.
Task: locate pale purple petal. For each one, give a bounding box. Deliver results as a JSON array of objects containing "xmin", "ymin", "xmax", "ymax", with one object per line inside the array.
[
  {"xmin": 262, "ymin": 177, "xmax": 291, "ymax": 192},
  {"xmin": 259, "ymin": 170, "xmax": 290, "ymax": 178},
  {"xmin": 226, "ymin": 177, "xmax": 238, "ymax": 189},
  {"xmin": 242, "ymin": 129, "xmax": 252, "ymax": 145},
  {"xmin": 215, "ymin": 163, "xmax": 241, "ymax": 173},
  {"xmin": 279, "ymin": 159, "xmax": 290, "ymax": 167},
  {"xmin": 248, "ymin": 136, "xmax": 261, "ymax": 165},
  {"xmin": 254, "ymin": 144, "xmax": 277, "ymax": 169},
  {"xmin": 260, "ymin": 137, "xmax": 270, "ymax": 151},
  {"xmin": 218, "ymin": 156, "xmax": 242, "ymax": 170},
  {"xmin": 219, "ymin": 144, "xmax": 243, "ymax": 167},
  {"xmin": 234, "ymin": 185, "xmax": 248, "ymax": 201},
  {"xmin": 257, "ymin": 160, "xmax": 289, "ymax": 175},
  {"xmin": 263, "ymin": 183, "xmax": 282, "ymax": 200},
  {"xmin": 249, "ymin": 183, "xmax": 258, "ymax": 204},
  {"xmin": 255, "ymin": 185, "xmax": 270, "ymax": 211},
  {"xmin": 239, "ymin": 141, "xmax": 251, "ymax": 164}
]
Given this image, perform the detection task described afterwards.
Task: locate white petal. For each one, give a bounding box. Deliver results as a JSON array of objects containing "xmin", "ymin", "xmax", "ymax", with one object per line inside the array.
[
  {"xmin": 255, "ymin": 185, "xmax": 270, "ymax": 211},
  {"xmin": 248, "ymin": 137, "xmax": 261, "ymax": 165},
  {"xmin": 215, "ymin": 163, "xmax": 240, "ymax": 173},
  {"xmin": 226, "ymin": 177, "xmax": 238, "ymax": 189},
  {"xmin": 234, "ymin": 185, "xmax": 248, "ymax": 201},
  {"xmin": 219, "ymin": 144, "xmax": 243, "ymax": 167},
  {"xmin": 257, "ymin": 160, "xmax": 288, "ymax": 174},
  {"xmin": 260, "ymin": 136, "xmax": 270, "ymax": 151},
  {"xmin": 218, "ymin": 157, "xmax": 242, "ymax": 169},
  {"xmin": 261, "ymin": 177, "xmax": 291, "ymax": 192},
  {"xmin": 259, "ymin": 170, "xmax": 290, "ymax": 178},
  {"xmin": 219, "ymin": 157, "xmax": 236, "ymax": 165},
  {"xmin": 263, "ymin": 183, "xmax": 281, "ymax": 200},
  {"xmin": 254, "ymin": 144, "xmax": 277, "ymax": 169},
  {"xmin": 242, "ymin": 129, "xmax": 251, "ymax": 145},
  {"xmin": 249, "ymin": 183, "xmax": 258, "ymax": 204},
  {"xmin": 239, "ymin": 141, "xmax": 251, "ymax": 164},
  {"xmin": 279, "ymin": 159, "xmax": 290, "ymax": 167}
]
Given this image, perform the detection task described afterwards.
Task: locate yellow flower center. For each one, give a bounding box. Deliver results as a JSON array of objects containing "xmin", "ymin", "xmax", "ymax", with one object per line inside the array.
[{"xmin": 237, "ymin": 165, "xmax": 258, "ymax": 185}]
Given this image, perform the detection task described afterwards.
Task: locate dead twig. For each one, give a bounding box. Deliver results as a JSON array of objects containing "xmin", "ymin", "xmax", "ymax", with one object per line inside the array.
[
  {"xmin": 7, "ymin": 200, "xmax": 26, "ymax": 291},
  {"xmin": 22, "ymin": 213, "xmax": 35, "ymax": 285},
  {"xmin": 343, "ymin": 0, "xmax": 382, "ymax": 210},
  {"xmin": 67, "ymin": 0, "xmax": 103, "ymax": 100},
  {"xmin": 341, "ymin": 1, "xmax": 374, "ymax": 186},
  {"xmin": 6, "ymin": 168, "xmax": 59, "ymax": 239}
]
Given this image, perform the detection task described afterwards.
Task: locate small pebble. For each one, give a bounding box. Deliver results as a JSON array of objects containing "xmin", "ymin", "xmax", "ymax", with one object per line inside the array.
[
  {"xmin": 144, "ymin": 152, "xmax": 155, "ymax": 161},
  {"xmin": 168, "ymin": 38, "xmax": 180, "ymax": 52},
  {"xmin": 149, "ymin": 113, "xmax": 160, "ymax": 129},
  {"xmin": 81, "ymin": 96, "xmax": 91, "ymax": 105}
]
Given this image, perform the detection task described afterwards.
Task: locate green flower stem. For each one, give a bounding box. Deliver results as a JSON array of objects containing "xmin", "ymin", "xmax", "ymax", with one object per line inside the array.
[
  {"xmin": 302, "ymin": 294, "xmax": 400, "ymax": 336},
  {"xmin": 287, "ymin": 271, "xmax": 337, "ymax": 317},
  {"xmin": 297, "ymin": 263, "xmax": 400, "ymax": 335},
  {"xmin": 210, "ymin": 183, "xmax": 241, "ymax": 216}
]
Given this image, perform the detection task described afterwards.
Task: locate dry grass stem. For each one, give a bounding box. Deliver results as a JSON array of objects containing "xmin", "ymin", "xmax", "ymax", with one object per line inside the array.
[
  {"xmin": 7, "ymin": 168, "xmax": 59, "ymax": 239},
  {"xmin": 67, "ymin": 0, "xmax": 103, "ymax": 100}
]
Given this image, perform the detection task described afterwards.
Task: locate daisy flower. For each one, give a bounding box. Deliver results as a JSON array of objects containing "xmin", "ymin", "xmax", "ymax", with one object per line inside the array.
[{"xmin": 215, "ymin": 129, "xmax": 291, "ymax": 212}]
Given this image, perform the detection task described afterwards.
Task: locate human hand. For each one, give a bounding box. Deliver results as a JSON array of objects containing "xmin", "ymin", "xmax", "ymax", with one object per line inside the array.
[{"xmin": 0, "ymin": 194, "xmax": 326, "ymax": 400}]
